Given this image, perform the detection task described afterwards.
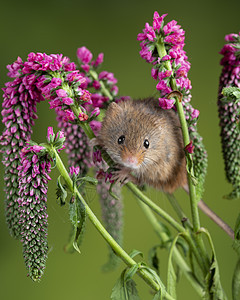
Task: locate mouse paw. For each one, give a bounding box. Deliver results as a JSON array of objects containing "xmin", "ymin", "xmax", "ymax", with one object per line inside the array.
[
  {"xmin": 89, "ymin": 138, "xmax": 99, "ymax": 148},
  {"xmin": 112, "ymin": 167, "xmax": 135, "ymax": 185}
]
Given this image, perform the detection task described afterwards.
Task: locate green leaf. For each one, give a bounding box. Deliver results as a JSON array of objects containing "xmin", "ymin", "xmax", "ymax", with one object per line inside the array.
[
  {"xmin": 198, "ymin": 228, "xmax": 227, "ymax": 300},
  {"xmin": 232, "ymin": 258, "xmax": 240, "ymax": 300},
  {"xmin": 56, "ymin": 175, "xmax": 68, "ymax": 205},
  {"xmin": 66, "ymin": 196, "xmax": 86, "ymax": 254},
  {"xmin": 111, "ymin": 269, "xmax": 140, "ymax": 300},
  {"xmin": 185, "ymin": 152, "xmax": 198, "ymax": 187},
  {"xmin": 148, "ymin": 245, "xmax": 160, "ymax": 273},
  {"xmin": 166, "ymin": 235, "xmax": 181, "ymax": 299},
  {"xmin": 80, "ymin": 176, "xmax": 98, "ymax": 185},
  {"xmin": 124, "ymin": 264, "xmax": 140, "ymax": 282},
  {"xmin": 233, "ymin": 214, "xmax": 240, "ymax": 256},
  {"xmin": 129, "ymin": 249, "xmax": 143, "ymax": 259}
]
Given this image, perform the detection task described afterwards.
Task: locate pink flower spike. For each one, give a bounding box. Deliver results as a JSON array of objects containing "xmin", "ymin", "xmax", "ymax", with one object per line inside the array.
[
  {"xmin": 185, "ymin": 140, "xmax": 195, "ymax": 154},
  {"xmin": 56, "ymin": 89, "xmax": 68, "ymax": 98},
  {"xmin": 158, "ymin": 97, "xmax": 175, "ymax": 109},
  {"xmin": 77, "ymin": 47, "xmax": 93, "ymax": 64}
]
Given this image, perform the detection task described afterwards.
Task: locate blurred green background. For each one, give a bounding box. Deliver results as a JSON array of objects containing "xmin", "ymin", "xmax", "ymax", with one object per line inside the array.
[{"xmin": 0, "ymin": 0, "xmax": 240, "ymax": 299}]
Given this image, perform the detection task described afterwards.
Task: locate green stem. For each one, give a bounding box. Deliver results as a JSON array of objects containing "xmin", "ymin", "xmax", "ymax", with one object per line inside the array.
[
  {"xmin": 137, "ymin": 200, "xmax": 204, "ymax": 297},
  {"xmin": 53, "ymin": 148, "xmax": 172, "ymax": 295},
  {"xmin": 166, "ymin": 193, "xmax": 193, "ymax": 230},
  {"xmin": 155, "ymin": 37, "xmax": 200, "ymax": 233},
  {"xmin": 126, "ymin": 182, "xmax": 185, "ymax": 233},
  {"xmin": 156, "ymin": 37, "xmax": 210, "ymax": 272},
  {"xmin": 89, "ymin": 70, "xmax": 113, "ymax": 101}
]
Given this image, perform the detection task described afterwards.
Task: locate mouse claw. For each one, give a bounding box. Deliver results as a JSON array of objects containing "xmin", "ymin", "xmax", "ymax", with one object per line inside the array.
[{"xmin": 111, "ymin": 167, "xmax": 132, "ymax": 185}]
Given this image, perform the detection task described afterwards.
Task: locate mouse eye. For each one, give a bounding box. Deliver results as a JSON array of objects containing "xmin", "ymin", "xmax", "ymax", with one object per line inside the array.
[
  {"xmin": 118, "ymin": 135, "xmax": 125, "ymax": 145},
  {"xmin": 143, "ymin": 139, "xmax": 150, "ymax": 149}
]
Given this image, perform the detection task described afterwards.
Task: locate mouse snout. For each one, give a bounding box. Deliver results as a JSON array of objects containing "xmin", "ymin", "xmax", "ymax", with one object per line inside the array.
[{"xmin": 121, "ymin": 148, "xmax": 143, "ymax": 169}]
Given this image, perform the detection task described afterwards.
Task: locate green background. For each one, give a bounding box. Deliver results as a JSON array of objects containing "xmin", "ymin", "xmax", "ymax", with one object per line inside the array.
[{"xmin": 0, "ymin": 0, "xmax": 240, "ymax": 299}]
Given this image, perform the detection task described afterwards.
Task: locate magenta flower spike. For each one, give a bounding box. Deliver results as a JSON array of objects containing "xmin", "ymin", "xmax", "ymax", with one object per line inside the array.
[
  {"xmin": 218, "ymin": 32, "xmax": 240, "ymax": 199},
  {"xmin": 137, "ymin": 11, "xmax": 208, "ymax": 199},
  {"xmin": 17, "ymin": 144, "xmax": 51, "ymax": 281}
]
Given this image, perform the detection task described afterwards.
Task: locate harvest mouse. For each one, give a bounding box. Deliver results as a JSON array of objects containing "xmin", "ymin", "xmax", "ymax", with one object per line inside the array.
[{"xmin": 95, "ymin": 97, "xmax": 187, "ymax": 194}]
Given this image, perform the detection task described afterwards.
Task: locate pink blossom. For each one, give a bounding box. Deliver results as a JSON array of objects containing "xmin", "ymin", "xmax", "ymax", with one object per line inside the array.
[
  {"xmin": 90, "ymin": 120, "xmax": 102, "ymax": 135},
  {"xmin": 62, "ymin": 97, "xmax": 74, "ymax": 105},
  {"xmin": 158, "ymin": 97, "xmax": 175, "ymax": 109},
  {"xmin": 156, "ymin": 80, "xmax": 172, "ymax": 95},
  {"xmin": 63, "ymin": 109, "xmax": 75, "ymax": 122},
  {"xmin": 56, "ymin": 130, "xmax": 65, "ymax": 139},
  {"xmin": 80, "ymin": 89, "xmax": 92, "ymax": 103},
  {"xmin": 81, "ymin": 64, "xmax": 90, "ymax": 73},
  {"xmin": 163, "ymin": 20, "xmax": 181, "ymax": 35},
  {"xmin": 92, "ymin": 150, "xmax": 102, "ymax": 164},
  {"xmin": 51, "ymin": 77, "xmax": 62, "ymax": 88},
  {"xmin": 78, "ymin": 112, "xmax": 88, "ymax": 121},
  {"xmin": 66, "ymin": 71, "xmax": 86, "ymax": 84},
  {"xmin": 77, "ymin": 46, "xmax": 93, "ymax": 64},
  {"xmin": 191, "ymin": 109, "xmax": 200, "ymax": 119},
  {"xmin": 56, "ymin": 89, "xmax": 68, "ymax": 98},
  {"xmin": 90, "ymin": 107, "xmax": 100, "ymax": 118},
  {"xmin": 64, "ymin": 62, "xmax": 76, "ymax": 71},
  {"xmin": 49, "ymin": 98, "xmax": 62, "ymax": 109},
  {"xmin": 185, "ymin": 140, "xmax": 195, "ymax": 154},
  {"xmin": 69, "ymin": 166, "xmax": 80, "ymax": 176},
  {"xmin": 153, "ymin": 12, "xmax": 167, "ymax": 32},
  {"xmin": 93, "ymin": 53, "xmax": 104, "ymax": 67},
  {"xmin": 151, "ymin": 68, "xmax": 158, "ymax": 80},
  {"xmin": 225, "ymin": 33, "xmax": 239, "ymax": 42},
  {"xmin": 162, "ymin": 55, "xmax": 171, "ymax": 61},
  {"xmin": 47, "ymin": 127, "xmax": 54, "ymax": 140},
  {"xmin": 93, "ymin": 80, "xmax": 101, "ymax": 89},
  {"xmin": 158, "ymin": 70, "xmax": 172, "ymax": 80}
]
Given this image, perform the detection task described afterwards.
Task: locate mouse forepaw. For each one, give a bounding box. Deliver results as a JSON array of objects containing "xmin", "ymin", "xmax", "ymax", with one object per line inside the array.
[
  {"xmin": 90, "ymin": 137, "xmax": 99, "ymax": 148},
  {"xmin": 112, "ymin": 167, "xmax": 137, "ymax": 186}
]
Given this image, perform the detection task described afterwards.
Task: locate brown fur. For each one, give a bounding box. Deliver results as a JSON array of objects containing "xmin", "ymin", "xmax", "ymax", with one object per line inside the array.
[{"xmin": 97, "ymin": 98, "xmax": 188, "ymax": 193}]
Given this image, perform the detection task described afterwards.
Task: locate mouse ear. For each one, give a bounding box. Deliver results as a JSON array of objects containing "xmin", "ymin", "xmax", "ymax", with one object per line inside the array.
[{"xmin": 107, "ymin": 101, "xmax": 123, "ymax": 114}]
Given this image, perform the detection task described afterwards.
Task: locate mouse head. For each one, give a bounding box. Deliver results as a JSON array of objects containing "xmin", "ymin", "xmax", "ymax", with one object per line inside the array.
[{"xmin": 97, "ymin": 100, "xmax": 173, "ymax": 171}]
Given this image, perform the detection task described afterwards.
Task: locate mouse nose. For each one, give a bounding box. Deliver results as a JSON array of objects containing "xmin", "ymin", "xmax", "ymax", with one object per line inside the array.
[{"xmin": 124, "ymin": 156, "xmax": 139, "ymax": 168}]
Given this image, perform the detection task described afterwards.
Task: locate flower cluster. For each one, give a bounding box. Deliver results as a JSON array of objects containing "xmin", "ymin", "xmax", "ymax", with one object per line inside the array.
[
  {"xmin": 218, "ymin": 33, "xmax": 240, "ymax": 199},
  {"xmin": 17, "ymin": 143, "xmax": 51, "ymax": 281},
  {"xmin": 76, "ymin": 46, "xmax": 119, "ymax": 108},
  {"xmin": 137, "ymin": 12, "xmax": 208, "ymax": 199},
  {"xmin": 137, "ymin": 12, "xmax": 192, "ymax": 110}
]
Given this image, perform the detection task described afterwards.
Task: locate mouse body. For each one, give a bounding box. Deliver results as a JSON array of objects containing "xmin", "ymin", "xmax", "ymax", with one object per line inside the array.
[{"xmin": 96, "ymin": 98, "xmax": 187, "ymax": 193}]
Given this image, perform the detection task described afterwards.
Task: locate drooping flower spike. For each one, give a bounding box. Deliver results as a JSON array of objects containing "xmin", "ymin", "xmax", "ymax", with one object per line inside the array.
[
  {"xmin": 218, "ymin": 33, "xmax": 240, "ymax": 199},
  {"xmin": 17, "ymin": 143, "xmax": 52, "ymax": 281}
]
